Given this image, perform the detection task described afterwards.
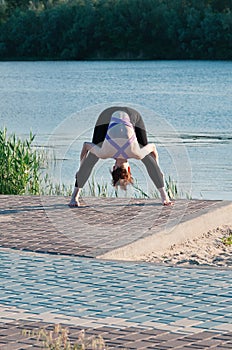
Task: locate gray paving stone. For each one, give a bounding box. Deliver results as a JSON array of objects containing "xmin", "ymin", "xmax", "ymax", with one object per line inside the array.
[{"xmin": 1, "ymin": 195, "xmax": 232, "ymax": 349}]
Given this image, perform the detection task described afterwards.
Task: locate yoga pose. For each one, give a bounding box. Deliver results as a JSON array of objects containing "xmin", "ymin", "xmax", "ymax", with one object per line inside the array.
[{"xmin": 69, "ymin": 106, "xmax": 173, "ymax": 207}]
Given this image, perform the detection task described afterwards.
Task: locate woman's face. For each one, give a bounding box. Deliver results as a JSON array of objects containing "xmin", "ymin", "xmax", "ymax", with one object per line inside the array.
[
  {"xmin": 112, "ymin": 162, "xmax": 132, "ymax": 190},
  {"xmin": 121, "ymin": 163, "xmax": 130, "ymax": 172}
]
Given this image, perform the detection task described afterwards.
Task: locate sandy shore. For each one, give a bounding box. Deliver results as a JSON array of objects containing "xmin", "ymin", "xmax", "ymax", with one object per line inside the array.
[{"xmin": 140, "ymin": 225, "xmax": 232, "ymax": 268}]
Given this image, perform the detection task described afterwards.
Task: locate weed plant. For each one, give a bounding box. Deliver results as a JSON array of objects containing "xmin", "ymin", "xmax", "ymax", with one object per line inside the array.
[
  {"xmin": 22, "ymin": 324, "xmax": 108, "ymax": 350},
  {"xmin": 222, "ymin": 229, "xmax": 232, "ymax": 246}
]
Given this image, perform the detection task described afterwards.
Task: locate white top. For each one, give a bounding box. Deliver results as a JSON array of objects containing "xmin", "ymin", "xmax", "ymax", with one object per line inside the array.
[{"xmin": 88, "ymin": 112, "xmax": 155, "ymax": 160}]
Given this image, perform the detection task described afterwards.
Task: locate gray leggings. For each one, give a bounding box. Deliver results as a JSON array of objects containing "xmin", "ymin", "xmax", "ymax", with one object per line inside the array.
[{"xmin": 75, "ymin": 106, "xmax": 164, "ymax": 189}]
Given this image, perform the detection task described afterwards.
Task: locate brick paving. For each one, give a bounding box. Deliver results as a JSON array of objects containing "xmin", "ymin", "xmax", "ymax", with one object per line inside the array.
[
  {"xmin": 0, "ymin": 195, "xmax": 232, "ymax": 349},
  {"xmin": 0, "ymin": 195, "xmax": 229, "ymax": 257},
  {"xmin": 0, "ymin": 321, "xmax": 232, "ymax": 349}
]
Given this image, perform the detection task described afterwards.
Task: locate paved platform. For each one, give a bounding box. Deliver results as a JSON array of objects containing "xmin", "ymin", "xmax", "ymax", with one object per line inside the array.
[
  {"xmin": 0, "ymin": 195, "xmax": 232, "ymax": 349},
  {"xmin": 1, "ymin": 195, "xmax": 232, "ymax": 259}
]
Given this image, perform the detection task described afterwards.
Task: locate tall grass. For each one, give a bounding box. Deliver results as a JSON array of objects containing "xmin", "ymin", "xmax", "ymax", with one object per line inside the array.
[
  {"xmin": 41, "ymin": 174, "xmax": 73, "ymax": 196},
  {"xmin": 0, "ymin": 128, "xmax": 44, "ymax": 195},
  {"xmin": 83, "ymin": 176, "xmax": 180, "ymax": 200},
  {"xmin": 165, "ymin": 175, "xmax": 178, "ymax": 200},
  {"xmin": 85, "ymin": 174, "xmax": 118, "ymax": 198}
]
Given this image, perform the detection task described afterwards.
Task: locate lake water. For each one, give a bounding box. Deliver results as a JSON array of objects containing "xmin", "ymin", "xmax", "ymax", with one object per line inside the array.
[{"xmin": 0, "ymin": 61, "xmax": 231, "ymax": 200}]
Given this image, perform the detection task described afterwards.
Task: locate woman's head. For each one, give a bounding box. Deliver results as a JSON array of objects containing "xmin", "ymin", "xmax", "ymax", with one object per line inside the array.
[{"xmin": 111, "ymin": 165, "xmax": 133, "ymax": 190}]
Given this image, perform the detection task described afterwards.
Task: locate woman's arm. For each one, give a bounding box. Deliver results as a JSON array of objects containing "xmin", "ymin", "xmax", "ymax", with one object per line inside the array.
[
  {"xmin": 139, "ymin": 143, "xmax": 159, "ymax": 163},
  {"xmin": 80, "ymin": 142, "xmax": 103, "ymax": 162},
  {"xmin": 80, "ymin": 142, "xmax": 90, "ymax": 161}
]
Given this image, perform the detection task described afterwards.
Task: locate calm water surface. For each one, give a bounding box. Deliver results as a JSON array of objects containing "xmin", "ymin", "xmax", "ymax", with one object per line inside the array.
[{"xmin": 0, "ymin": 61, "xmax": 231, "ymax": 200}]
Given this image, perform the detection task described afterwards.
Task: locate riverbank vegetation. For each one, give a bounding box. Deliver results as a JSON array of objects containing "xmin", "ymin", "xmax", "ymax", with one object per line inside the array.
[
  {"xmin": 0, "ymin": 0, "xmax": 231, "ymax": 60},
  {"xmin": 0, "ymin": 128, "xmax": 43, "ymax": 194}
]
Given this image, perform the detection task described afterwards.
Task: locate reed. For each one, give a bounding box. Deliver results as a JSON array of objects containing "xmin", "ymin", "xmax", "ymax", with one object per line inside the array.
[
  {"xmin": 84, "ymin": 174, "xmax": 117, "ymax": 198},
  {"xmin": 165, "ymin": 175, "xmax": 178, "ymax": 200},
  {"xmin": 0, "ymin": 128, "xmax": 44, "ymax": 195},
  {"xmin": 41, "ymin": 174, "xmax": 73, "ymax": 196}
]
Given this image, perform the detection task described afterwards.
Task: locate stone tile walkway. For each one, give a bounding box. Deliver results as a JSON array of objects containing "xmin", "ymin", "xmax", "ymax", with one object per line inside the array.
[
  {"xmin": 1, "ymin": 195, "xmax": 231, "ymax": 259},
  {"xmin": 0, "ymin": 195, "xmax": 232, "ymax": 349}
]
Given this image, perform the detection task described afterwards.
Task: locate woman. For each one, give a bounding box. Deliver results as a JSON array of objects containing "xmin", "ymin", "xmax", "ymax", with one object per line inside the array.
[{"xmin": 69, "ymin": 106, "xmax": 173, "ymax": 207}]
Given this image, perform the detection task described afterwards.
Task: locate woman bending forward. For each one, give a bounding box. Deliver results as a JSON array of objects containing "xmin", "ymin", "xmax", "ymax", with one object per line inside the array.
[{"xmin": 69, "ymin": 108, "xmax": 173, "ymax": 207}]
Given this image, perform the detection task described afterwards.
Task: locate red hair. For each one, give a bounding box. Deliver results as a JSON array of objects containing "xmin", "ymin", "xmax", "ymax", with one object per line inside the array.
[{"xmin": 111, "ymin": 166, "xmax": 133, "ymax": 190}]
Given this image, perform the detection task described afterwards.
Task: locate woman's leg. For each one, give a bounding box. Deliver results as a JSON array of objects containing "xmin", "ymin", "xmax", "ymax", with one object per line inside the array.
[
  {"xmin": 75, "ymin": 108, "xmax": 114, "ymax": 188},
  {"xmin": 69, "ymin": 108, "xmax": 117, "ymax": 206},
  {"xmin": 140, "ymin": 154, "xmax": 171, "ymax": 204},
  {"xmin": 69, "ymin": 152, "xmax": 99, "ymax": 206},
  {"xmin": 125, "ymin": 108, "xmax": 164, "ymax": 186},
  {"xmin": 141, "ymin": 154, "xmax": 164, "ymax": 189},
  {"xmin": 126, "ymin": 108, "xmax": 172, "ymax": 204}
]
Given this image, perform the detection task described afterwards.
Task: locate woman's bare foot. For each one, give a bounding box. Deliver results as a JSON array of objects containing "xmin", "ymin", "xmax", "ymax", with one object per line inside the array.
[
  {"xmin": 163, "ymin": 201, "xmax": 174, "ymax": 206},
  {"xmin": 158, "ymin": 187, "xmax": 174, "ymax": 206},
  {"xmin": 69, "ymin": 187, "xmax": 82, "ymax": 207},
  {"xmin": 69, "ymin": 198, "xmax": 80, "ymax": 207}
]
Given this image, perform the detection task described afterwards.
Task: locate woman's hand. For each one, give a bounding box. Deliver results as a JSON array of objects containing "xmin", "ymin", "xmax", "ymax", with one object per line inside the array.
[
  {"xmin": 152, "ymin": 144, "xmax": 159, "ymax": 164},
  {"xmin": 80, "ymin": 142, "xmax": 95, "ymax": 162},
  {"xmin": 80, "ymin": 142, "xmax": 89, "ymax": 162}
]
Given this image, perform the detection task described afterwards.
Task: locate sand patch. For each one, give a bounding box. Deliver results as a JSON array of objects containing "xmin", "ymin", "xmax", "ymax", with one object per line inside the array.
[
  {"xmin": 0, "ymin": 215, "xmax": 13, "ymax": 223},
  {"xmin": 141, "ymin": 225, "xmax": 232, "ymax": 268}
]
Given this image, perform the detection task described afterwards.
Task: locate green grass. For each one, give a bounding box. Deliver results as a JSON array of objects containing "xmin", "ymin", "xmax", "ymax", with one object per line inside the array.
[
  {"xmin": 222, "ymin": 234, "xmax": 232, "ymax": 246},
  {"xmin": 80, "ymin": 172, "xmax": 182, "ymax": 200},
  {"xmin": 85, "ymin": 174, "xmax": 116, "ymax": 198},
  {"xmin": 41, "ymin": 174, "xmax": 73, "ymax": 196}
]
